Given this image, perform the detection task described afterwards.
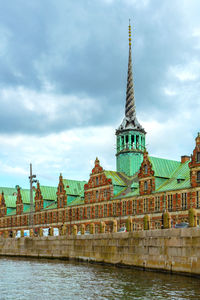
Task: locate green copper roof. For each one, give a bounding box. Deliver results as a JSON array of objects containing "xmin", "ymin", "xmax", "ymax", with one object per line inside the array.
[
  {"xmin": 40, "ymin": 186, "xmax": 57, "ymax": 201},
  {"xmin": 63, "ymin": 179, "xmax": 86, "ymax": 197},
  {"xmin": 0, "ymin": 187, "xmax": 17, "ymax": 196},
  {"xmin": 104, "ymin": 171, "xmax": 127, "ymax": 186},
  {"xmin": 149, "ymin": 156, "xmax": 180, "ymax": 178},
  {"xmin": 68, "ymin": 197, "xmax": 84, "ymax": 206},
  {"xmin": 21, "ymin": 189, "xmax": 35, "ymax": 204},
  {"xmin": 156, "ymin": 161, "xmax": 190, "ymax": 192},
  {"xmin": 5, "ymin": 195, "xmax": 17, "ymax": 208}
]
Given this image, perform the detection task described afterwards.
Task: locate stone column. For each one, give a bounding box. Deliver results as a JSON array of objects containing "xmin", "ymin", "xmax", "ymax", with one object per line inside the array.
[
  {"xmin": 189, "ymin": 208, "xmax": 197, "ymax": 227},
  {"xmin": 126, "ymin": 217, "xmax": 133, "ymax": 232},
  {"xmin": 21, "ymin": 229, "xmax": 24, "ymax": 238},
  {"xmin": 4, "ymin": 231, "xmax": 9, "ymax": 238},
  {"xmin": 39, "ymin": 228, "xmax": 43, "ymax": 237},
  {"xmin": 143, "ymin": 215, "xmax": 150, "ymax": 230},
  {"xmin": 89, "ymin": 223, "xmax": 94, "ymax": 234},
  {"xmin": 81, "ymin": 224, "xmax": 85, "ymax": 235},
  {"xmin": 128, "ymin": 134, "xmax": 131, "ymax": 150},
  {"xmin": 163, "ymin": 212, "xmax": 171, "ymax": 229},
  {"xmin": 61, "ymin": 225, "xmax": 67, "ymax": 235},
  {"xmin": 100, "ymin": 221, "xmax": 105, "ymax": 233},
  {"xmin": 112, "ymin": 220, "xmax": 117, "ymax": 233},
  {"xmin": 73, "ymin": 225, "xmax": 77, "ymax": 235},
  {"xmin": 49, "ymin": 227, "xmax": 54, "ymax": 236},
  {"xmin": 30, "ymin": 229, "xmax": 34, "ymax": 237}
]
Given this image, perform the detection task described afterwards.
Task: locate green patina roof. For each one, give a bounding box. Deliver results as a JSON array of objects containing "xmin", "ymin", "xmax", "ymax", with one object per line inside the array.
[
  {"xmin": 68, "ymin": 197, "xmax": 84, "ymax": 206},
  {"xmin": 40, "ymin": 186, "xmax": 57, "ymax": 201},
  {"xmin": 149, "ymin": 156, "xmax": 180, "ymax": 178},
  {"xmin": 0, "ymin": 186, "xmax": 17, "ymax": 196},
  {"xmin": 4, "ymin": 195, "xmax": 17, "ymax": 208},
  {"xmin": 156, "ymin": 161, "xmax": 190, "ymax": 192},
  {"xmin": 7, "ymin": 209, "xmax": 16, "ymax": 216},
  {"xmin": 104, "ymin": 171, "xmax": 127, "ymax": 186},
  {"xmin": 21, "ymin": 189, "xmax": 35, "ymax": 204},
  {"xmin": 63, "ymin": 179, "xmax": 86, "ymax": 197}
]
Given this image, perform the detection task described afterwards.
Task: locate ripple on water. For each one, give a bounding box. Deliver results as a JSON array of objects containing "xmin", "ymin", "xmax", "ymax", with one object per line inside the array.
[{"xmin": 0, "ymin": 258, "xmax": 200, "ymax": 300}]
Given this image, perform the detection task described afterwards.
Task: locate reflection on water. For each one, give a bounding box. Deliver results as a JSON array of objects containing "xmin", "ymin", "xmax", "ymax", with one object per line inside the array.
[{"xmin": 0, "ymin": 257, "xmax": 199, "ymax": 300}]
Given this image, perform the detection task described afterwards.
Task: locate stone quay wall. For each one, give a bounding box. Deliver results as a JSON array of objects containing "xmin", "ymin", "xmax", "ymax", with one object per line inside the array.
[{"xmin": 0, "ymin": 228, "xmax": 200, "ymax": 276}]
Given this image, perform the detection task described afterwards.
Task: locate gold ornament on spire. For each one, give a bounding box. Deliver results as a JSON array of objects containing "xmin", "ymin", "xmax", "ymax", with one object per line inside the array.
[{"xmin": 129, "ymin": 19, "xmax": 131, "ymax": 47}]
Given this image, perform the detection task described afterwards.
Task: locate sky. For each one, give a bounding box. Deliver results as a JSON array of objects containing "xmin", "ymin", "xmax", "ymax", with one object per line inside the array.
[{"xmin": 0, "ymin": 0, "xmax": 200, "ymax": 188}]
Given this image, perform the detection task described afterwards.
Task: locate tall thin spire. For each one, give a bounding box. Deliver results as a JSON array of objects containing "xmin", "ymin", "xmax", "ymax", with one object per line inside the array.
[{"xmin": 125, "ymin": 20, "xmax": 136, "ymax": 118}]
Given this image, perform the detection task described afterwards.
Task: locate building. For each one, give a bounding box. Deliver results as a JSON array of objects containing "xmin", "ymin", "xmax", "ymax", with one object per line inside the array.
[{"xmin": 0, "ymin": 24, "xmax": 200, "ymax": 235}]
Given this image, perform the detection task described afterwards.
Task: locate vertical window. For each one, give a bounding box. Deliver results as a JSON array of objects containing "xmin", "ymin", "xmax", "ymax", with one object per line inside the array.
[
  {"xmin": 155, "ymin": 196, "xmax": 160, "ymax": 212},
  {"xmin": 144, "ymin": 198, "xmax": 148, "ymax": 213},
  {"xmin": 95, "ymin": 205, "xmax": 98, "ymax": 218},
  {"xmin": 122, "ymin": 201, "xmax": 126, "ymax": 216},
  {"xmin": 181, "ymin": 193, "xmax": 187, "ymax": 210},
  {"xmin": 132, "ymin": 200, "xmax": 136, "ymax": 214},
  {"xmin": 144, "ymin": 165, "xmax": 148, "ymax": 174},
  {"xmin": 197, "ymin": 171, "xmax": 200, "ymax": 182},
  {"xmin": 87, "ymin": 207, "xmax": 90, "ymax": 219},
  {"xmin": 167, "ymin": 194, "xmax": 173, "ymax": 211},
  {"xmin": 197, "ymin": 191, "xmax": 200, "ymax": 208},
  {"xmin": 197, "ymin": 152, "xmax": 200, "ymax": 162},
  {"xmin": 96, "ymin": 191, "xmax": 99, "ymax": 200},
  {"xmin": 104, "ymin": 204, "xmax": 107, "ymax": 217},
  {"xmin": 88, "ymin": 193, "xmax": 90, "ymax": 202},
  {"xmin": 112, "ymin": 202, "xmax": 116, "ymax": 216},
  {"xmin": 80, "ymin": 208, "xmax": 83, "ymax": 219},
  {"xmin": 96, "ymin": 177, "xmax": 99, "ymax": 185},
  {"xmin": 144, "ymin": 181, "xmax": 148, "ymax": 191}
]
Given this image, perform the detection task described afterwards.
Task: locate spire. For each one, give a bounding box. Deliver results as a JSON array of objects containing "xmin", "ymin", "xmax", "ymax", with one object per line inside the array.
[{"xmin": 125, "ymin": 20, "xmax": 136, "ymax": 118}]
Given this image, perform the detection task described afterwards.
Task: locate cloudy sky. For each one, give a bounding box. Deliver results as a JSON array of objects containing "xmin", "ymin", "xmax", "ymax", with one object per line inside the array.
[{"xmin": 0, "ymin": 0, "xmax": 200, "ymax": 188}]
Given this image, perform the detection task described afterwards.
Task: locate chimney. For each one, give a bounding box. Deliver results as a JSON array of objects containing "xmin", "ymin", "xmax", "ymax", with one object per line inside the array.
[{"xmin": 181, "ymin": 155, "xmax": 190, "ymax": 164}]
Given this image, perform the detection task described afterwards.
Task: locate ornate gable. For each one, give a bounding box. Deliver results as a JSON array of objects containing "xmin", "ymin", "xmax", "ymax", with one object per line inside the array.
[
  {"xmin": 35, "ymin": 181, "xmax": 43, "ymax": 212},
  {"xmin": 189, "ymin": 133, "xmax": 200, "ymax": 187},
  {"xmin": 57, "ymin": 173, "xmax": 67, "ymax": 208},
  {"xmin": 138, "ymin": 151, "xmax": 155, "ymax": 195},
  {"xmin": 0, "ymin": 192, "xmax": 7, "ymax": 217},
  {"xmin": 84, "ymin": 158, "xmax": 113, "ymax": 204},
  {"xmin": 16, "ymin": 187, "xmax": 23, "ymax": 215}
]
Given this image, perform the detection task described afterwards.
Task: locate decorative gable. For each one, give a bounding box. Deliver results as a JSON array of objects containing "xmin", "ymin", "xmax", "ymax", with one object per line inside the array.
[
  {"xmin": 57, "ymin": 173, "xmax": 67, "ymax": 208},
  {"xmin": 35, "ymin": 182, "xmax": 43, "ymax": 212},
  {"xmin": 16, "ymin": 187, "xmax": 23, "ymax": 215},
  {"xmin": 84, "ymin": 158, "xmax": 113, "ymax": 204},
  {"xmin": 189, "ymin": 133, "xmax": 200, "ymax": 188},
  {"xmin": 0, "ymin": 192, "xmax": 7, "ymax": 217},
  {"xmin": 138, "ymin": 151, "xmax": 155, "ymax": 195}
]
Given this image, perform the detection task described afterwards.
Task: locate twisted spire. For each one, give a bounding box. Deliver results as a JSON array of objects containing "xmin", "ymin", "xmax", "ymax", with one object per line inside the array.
[{"xmin": 125, "ymin": 20, "xmax": 136, "ymax": 118}]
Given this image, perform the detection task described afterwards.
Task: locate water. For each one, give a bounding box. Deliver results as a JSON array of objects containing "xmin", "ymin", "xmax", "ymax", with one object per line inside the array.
[{"xmin": 0, "ymin": 257, "xmax": 199, "ymax": 300}]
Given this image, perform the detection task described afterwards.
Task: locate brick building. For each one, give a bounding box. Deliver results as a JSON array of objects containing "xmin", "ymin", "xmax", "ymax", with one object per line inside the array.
[{"xmin": 0, "ymin": 24, "xmax": 200, "ymax": 235}]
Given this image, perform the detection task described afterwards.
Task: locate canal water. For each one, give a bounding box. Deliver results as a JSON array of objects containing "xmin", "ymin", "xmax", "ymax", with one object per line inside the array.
[{"xmin": 0, "ymin": 258, "xmax": 199, "ymax": 300}]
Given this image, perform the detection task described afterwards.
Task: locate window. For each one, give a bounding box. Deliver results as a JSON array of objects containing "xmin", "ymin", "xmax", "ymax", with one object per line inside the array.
[
  {"xmin": 181, "ymin": 193, "xmax": 187, "ymax": 210},
  {"xmin": 144, "ymin": 165, "xmax": 148, "ymax": 174},
  {"xmin": 104, "ymin": 204, "xmax": 107, "ymax": 217},
  {"xmin": 96, "ymin": 191, "xmax": 99, "ymax": 200},
  {"xmin": 197, "ymin": 171, "xmax": 200, "ymax": 182},
  {"xmin": 197, "ymin": 191, "xmax": 200, "ymax": 208},
  {"xmin": 132, "ymin": 200, "xmax": 136, "ymax": 214},
  {"xmin": 80, "ymin": 207, "xmax": 83, "ymax": 219},
  {"xmin": 144, "ymin": 181, "xmax": 148, "ymax": 191},
  {"xmin": 87, "ymin": 193, "xmax": 91, "ymax": 202},
  {"xmin": 155, "ymin": 196, "xmax": 160, "ymax": 212},
  {"xmin": 167, "ymin": 194, "xmax": 173, "ymax": 211},
  {"xmin": 87, "ymin": 207, "xmax": 90, "ymax": 219},
  {"xmin": 95, "ymin": 205, "xmax": 98, "ymax": 218},
  {"xmin": 112, "ymin": 202, "xmax": 117, "ymax": 216},
  {"xmin": 144, "ymin": 198, "xmax": 148, "ymax": 213},
  {"xmin": 96, "ymin": 177, "xmax": 99, "ymax": 185},
  {"xmin": 197, "ymin": 152, "xmax": 200, "ymax": 162},
  {"xmin": 122, "ymin": 201, "xmax": 126, "ymax": 216},
  {"xmin": 133, "ymin": 223, "xmax": 137, "ymax": 231},
  {"xmin": 103, "ymin": 190, "xmax": 107, "ymax": 199}
]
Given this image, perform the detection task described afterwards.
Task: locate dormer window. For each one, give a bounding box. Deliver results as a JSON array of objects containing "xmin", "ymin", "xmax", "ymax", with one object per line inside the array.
[
  {"xmin": 144, "ymin": 181, "xmax": 148, "ymax": 191},
  {"xmin": 197, "ymin": 152, "xmax": 200, "ymax": 162},
  {"xmin": 197, "ymin": 171, "xmax": 200, "ymax": 182},
  {"xmin": 144, "ymin": 165, "xmax": 148, "ymax": 174}
]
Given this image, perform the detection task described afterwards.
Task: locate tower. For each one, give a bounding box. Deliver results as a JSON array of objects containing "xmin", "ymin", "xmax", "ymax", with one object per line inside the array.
[{"xmin": 116, "ymin": 22, "xmax": 146, "ymax": 176}]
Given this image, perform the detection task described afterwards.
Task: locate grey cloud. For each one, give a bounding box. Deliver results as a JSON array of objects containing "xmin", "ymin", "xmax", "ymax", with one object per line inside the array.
[{"xmin": 0, "ymin": 0, "xmax": 200, "ymax": 134}]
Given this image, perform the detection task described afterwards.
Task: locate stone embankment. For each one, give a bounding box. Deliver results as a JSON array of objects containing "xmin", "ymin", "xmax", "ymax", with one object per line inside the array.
[{"xmin": 0, "ymin": 228, "xmax": 200, "ymax": 277}]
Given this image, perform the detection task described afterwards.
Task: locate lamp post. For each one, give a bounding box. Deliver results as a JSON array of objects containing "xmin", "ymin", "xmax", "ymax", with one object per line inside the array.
[{"xmin": 29, "ymin": 163, "xmax": 37, "ymax": 230}]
